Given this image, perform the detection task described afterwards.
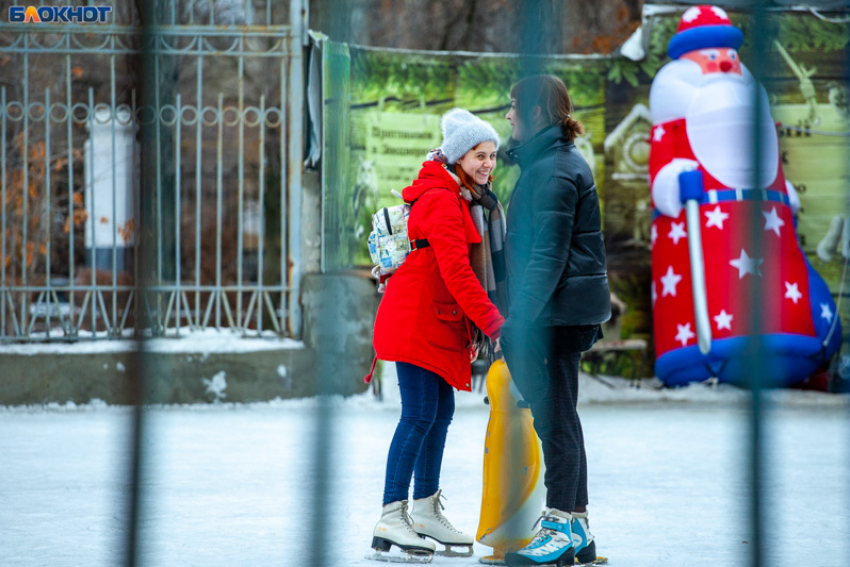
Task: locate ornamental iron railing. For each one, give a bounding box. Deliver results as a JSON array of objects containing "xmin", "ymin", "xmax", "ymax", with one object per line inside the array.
[{"xmin": 0, "ymin": 0, "xmax": 307, "ymax": 342}]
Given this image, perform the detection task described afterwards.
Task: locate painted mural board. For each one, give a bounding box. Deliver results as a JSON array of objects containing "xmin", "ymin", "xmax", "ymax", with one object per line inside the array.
[{"xmin": 320, "ymin": 5, "xmax": 849, "ymax": 375}]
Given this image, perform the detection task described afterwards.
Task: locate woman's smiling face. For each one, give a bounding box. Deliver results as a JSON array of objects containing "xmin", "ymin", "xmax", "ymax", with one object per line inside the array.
[{"xmin": 457, "ymin": 141, "xmax": 497, "ymax": 185}]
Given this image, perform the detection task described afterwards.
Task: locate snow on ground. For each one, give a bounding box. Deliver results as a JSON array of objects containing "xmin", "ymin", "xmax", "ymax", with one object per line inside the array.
[
  {"xmin": 1, "ymin": 328, "xmax": 304, "ymax": 356},
  {"xmin": 1, "ymin": 362, "xmax": 849, "ymax": 567}
]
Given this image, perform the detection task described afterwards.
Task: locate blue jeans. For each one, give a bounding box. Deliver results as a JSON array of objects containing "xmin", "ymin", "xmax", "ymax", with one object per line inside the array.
[{"xmin": 382, "ymin": 362, "xmax": 455, "ymax": 505}]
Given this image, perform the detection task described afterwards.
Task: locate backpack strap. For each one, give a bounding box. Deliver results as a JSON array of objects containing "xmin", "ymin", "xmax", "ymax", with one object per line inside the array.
[
  {"xmin": 410, "ymin": 238, "xmax": 429, "ymax": 251},
  {"xmin": 405, "ymin": 195, "xmax": 431, "ymax": 253}
]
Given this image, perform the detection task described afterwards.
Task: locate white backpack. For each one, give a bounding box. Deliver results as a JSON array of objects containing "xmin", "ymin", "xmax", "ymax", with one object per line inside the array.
[{"xmin": 368, "ymin": 191, "xmax": 429, "ymax": 289}]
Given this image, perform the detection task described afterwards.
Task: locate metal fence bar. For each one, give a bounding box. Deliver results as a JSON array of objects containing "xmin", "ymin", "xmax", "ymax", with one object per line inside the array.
[
  {"xmin": 280, "ymin": 47, "xmax": 287, "ymax": 335},
  {"xmin": 132, "ymin": 88, "xmax": 140, "ymax": 332},
  {"xmin": 175, "ymin": 93, "xmax": 182, "ymax": 336},
  {"xmin": 237, "ymin": 37, "xmax": 245, "ymax": 332},
  {"xmin": 308, "ymin": 1, "xmax": 333, "ymax": 560},
  {"xmin": 155, "ymin": 44, "xmax": 163, "ymax": 327},
  {"xmin": 195, "ymin": 54, "xmax": 203, "ymax": 330},
  {"xmin": 111, "ymin": 49, "xmax": 118, "ymax": 337},
  {"xmin": 22, "ymin": 42, "xmax": 29, "ymax": 336},
  {"xmin": 45, "ymin": 88, "xmax": 52, "ymax": 337},
  {"xmin": 125, "ymin": 355, "xmax": 145, "ymax": 567},
  {"xmin": 748, "ymin": 5, "xmax": 771, "ymax": 566},
  {"xmin": 88, "ymin": 87, "xmax": 96, "ymax": 335},
  {"xmin": 1, "ymin": 87, "xmax": 6, "ymax": 338},
  {"xmin": 216, "ymin": 93, "xmax": 224, "ymax": 331},
  {"xmin": 257, "ymin": 94, "xmax": 266, "ymax": 333},
  {"xmin": 66, "ymin": 53, "xmax": 76, "ymax": 338},
  {"xmin": 126, "ymin": 6, "xmax": 153, "ymax": 562}
]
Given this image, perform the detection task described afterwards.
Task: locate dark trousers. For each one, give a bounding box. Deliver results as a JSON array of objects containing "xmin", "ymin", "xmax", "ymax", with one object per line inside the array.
[
  {"xmin": 382, "ymin": 362, "xmax": 455, "ymax": 505},
  {"xmin": 501, "ymin": 325, "xmax": 588, "ymax": 512}
]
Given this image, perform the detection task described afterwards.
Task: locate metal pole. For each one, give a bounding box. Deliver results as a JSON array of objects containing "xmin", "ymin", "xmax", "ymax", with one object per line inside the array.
[
  {"xmin": 1, "ymin": 87, "xmax": 6, "ymax": 339},
  {"xmin": 287, "ymin": 0, "xmax": 306, "ymax": 338},
  {"xmin": 124, "ymin": 4, "xmax": 157, "ymax": 564},
  {"xmin": 22, "ymin": 45, "xmax": 29, "ymax": 335},
  {"xmin": 685, "ymin": 194, "xmax": 712, "ymax": 355},
  {"xmin": 747, "ymin": 4, "xmax": 770, "ymax": 566},
  {"xmin": 45, "ymin": 88, "xmax": 51, "ymax": 337},
  {"xmin": 155, "ymin": 42, "xmax": 163, "ymax": 332},
  {"xmin": 258, "ymin": 94, "xmax": 266, "ymax": 333},
  {"xmin": 67, "ymin": 55, "xmax": 75, "ymax": 337},
  {"xmin": 88, "ymin": 87, "xmax": 97, "ymax": 335},
  {"xmin": 175, "ymin": 93, "xmax": 182, "ymax": 335},
  {"xmin": 216, "ymin": 93, "xmax": 223, "ymax": 330},
  {"xmin": 238, "ymin": 39, "xmax": 245, "ymax": 331},
  {"xmin": 111, "ymin": 51, "xmax": 118, "ymax": 336},
  {"xmin": 195, "ymin": 55, "xmax": 203, "ymax": 330}
]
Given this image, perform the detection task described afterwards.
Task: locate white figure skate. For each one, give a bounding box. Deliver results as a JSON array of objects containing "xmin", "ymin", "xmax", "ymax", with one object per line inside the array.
[
  {"xmin": 369, "ymin": 500, "xmax": 435, "ymax": 564},
  {"xmin": 410, "ymin": 490, "xmax": 474, "ymax": 557}
]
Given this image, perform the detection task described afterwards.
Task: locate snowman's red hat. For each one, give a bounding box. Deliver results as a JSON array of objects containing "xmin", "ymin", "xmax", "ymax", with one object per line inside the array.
[{"xmin": 667, "ymin": 5, "xmax": 744, "ymax": 59}]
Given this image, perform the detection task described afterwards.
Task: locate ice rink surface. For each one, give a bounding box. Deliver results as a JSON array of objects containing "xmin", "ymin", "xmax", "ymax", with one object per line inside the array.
[{"xmin": 1, "ymin": 364, "xmax": 849, "ymax": 567}]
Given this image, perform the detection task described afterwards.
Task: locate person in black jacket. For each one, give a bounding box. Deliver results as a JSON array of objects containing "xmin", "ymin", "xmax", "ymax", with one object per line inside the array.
[{"xmin": 499, "ymin": 75, "xmax": 611, "ymax": 567}]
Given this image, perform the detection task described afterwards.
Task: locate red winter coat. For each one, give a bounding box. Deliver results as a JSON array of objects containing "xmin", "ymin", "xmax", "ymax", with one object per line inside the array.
[{"xmin": 372, "ymin": 161, "xmax": 504, "ymax": 391}]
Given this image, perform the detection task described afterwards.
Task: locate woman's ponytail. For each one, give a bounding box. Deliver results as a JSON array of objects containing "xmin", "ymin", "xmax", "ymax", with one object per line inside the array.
[{"xmin": 562, "ymin": 114, "xmax": 585, "ymax": 142}]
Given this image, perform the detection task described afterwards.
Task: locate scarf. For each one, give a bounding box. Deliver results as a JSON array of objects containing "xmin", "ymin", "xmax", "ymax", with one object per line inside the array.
[
  {"xmin": 427, "ymin": 149, "xmax": 508, "ymax": 359},
  {"xmin": 467, "ymin": 182, "xmax": 508, "ymax": 359}
]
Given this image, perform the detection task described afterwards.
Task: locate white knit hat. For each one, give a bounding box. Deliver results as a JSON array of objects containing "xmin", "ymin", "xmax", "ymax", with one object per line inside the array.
[{"xmin": 439, "ymin": 108, "xmax": 500, "ymax": 164}]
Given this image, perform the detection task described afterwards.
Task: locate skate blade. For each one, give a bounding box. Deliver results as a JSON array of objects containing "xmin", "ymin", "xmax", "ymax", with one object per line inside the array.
[
  {"xmin": 479, "ymin": 554, "xmax": 506, "ymax": 565},
  {"xmin": 366, "ymin": 550, "xmax": 434, "ymax": 564},
  {"xmin": 436, "ymin": 544, "xmax": 473, "ymax": 558},
  {"xmin": 576, "ymin": 556, "xmax": 608, "ymax": 566}
]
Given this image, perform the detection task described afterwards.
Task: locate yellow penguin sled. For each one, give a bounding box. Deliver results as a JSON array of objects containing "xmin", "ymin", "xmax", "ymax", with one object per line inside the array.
[{"xmin": 476, "ymin": 359, "xmax": 546, "ymax": 565}]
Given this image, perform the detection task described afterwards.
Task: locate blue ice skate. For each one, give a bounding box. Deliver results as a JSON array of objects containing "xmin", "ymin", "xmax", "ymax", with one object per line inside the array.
[
  {"xmin": 505, "ymin": 509, "xmax": 575, "ymax": 567},
  {"xmin": 570, "ymin": 512, "xmax": 597, "ymax": 566}
]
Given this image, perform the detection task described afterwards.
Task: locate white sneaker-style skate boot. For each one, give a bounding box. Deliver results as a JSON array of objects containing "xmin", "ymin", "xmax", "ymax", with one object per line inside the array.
[
  {"xmin": 410, "ymin": 489, "xmax": 474, "ymax": 557},
  {"xmin": 505, "ymin": 508, "xmax": 575, "ymax": 567},
  {"xmin": 571, "ymin": 511, "xmax": 599, "ymax": 565},
  {"xmin": 370, "ymin": 500, "xmax": 436, "ymax": 563}
]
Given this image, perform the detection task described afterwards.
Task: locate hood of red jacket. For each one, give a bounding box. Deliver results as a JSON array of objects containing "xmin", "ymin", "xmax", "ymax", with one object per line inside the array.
[
  {"xmin": 402, "ymin": 160, "xmax": 480, "ymax": 245},
  {"xmin": 402, "ymin": 161, "xmax": 460, "ymax": 203}
]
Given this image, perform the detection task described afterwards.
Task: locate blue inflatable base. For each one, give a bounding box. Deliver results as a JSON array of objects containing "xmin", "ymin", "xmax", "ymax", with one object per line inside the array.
[{"xmin": 656, "ymin": 334, "xmax": 831, "ymax": 388}]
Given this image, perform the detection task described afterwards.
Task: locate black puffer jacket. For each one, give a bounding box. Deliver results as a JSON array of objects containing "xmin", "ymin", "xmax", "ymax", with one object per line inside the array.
[{"xmin": 504, "ymin": 124, "xmax": 611, "ymax": 327}]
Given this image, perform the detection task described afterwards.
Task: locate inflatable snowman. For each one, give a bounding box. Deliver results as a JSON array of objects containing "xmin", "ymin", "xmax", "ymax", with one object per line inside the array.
[{"xmin": 648, "ymin": 5, "xmax": 841, "ymax": 386}]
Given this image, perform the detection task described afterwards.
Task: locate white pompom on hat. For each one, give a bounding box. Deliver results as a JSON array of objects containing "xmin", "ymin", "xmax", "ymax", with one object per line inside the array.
[{"xmin": 439, "ymin": 108, "xmax": 500, "ymax": 164}]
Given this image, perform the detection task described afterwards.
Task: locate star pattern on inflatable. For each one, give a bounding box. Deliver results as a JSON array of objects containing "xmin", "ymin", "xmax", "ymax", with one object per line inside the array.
[
  {"xmin": 661, "ymin": 266, "xmax": 683, "ymax": 297},
  {"xmin": 704, "ymin": 206, "xmax": 729, "ymax": 229},
  {"xmin": 713, "ymin": 309, "xmax": 733, "ymax": 331},
  {"xmin": 784, "ymin": 281, "xmax": 802, "ymax": 304},
  {"xmin": 762, "ymin": 207, "xmax": 785, "ymax": 237},
  {"xmin": 729, "ymin": 248, "xmax": 763, "ymax": 279},
  {"xmin": 820, "ymin": 303, "xmax": 834, "ymax": 323},
  {"xmin": 675, "ymin": 322, "xmax": 696, "ymax": 346},
  {"xmin": 668, "ymin": 221, "xmax": 687, "ymax": 245}
]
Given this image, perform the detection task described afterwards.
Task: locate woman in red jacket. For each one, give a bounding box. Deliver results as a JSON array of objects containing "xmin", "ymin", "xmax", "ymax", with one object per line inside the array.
[{"xmin": 370, "ymin": 109, "xmax": 505, "ymax": 560}]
